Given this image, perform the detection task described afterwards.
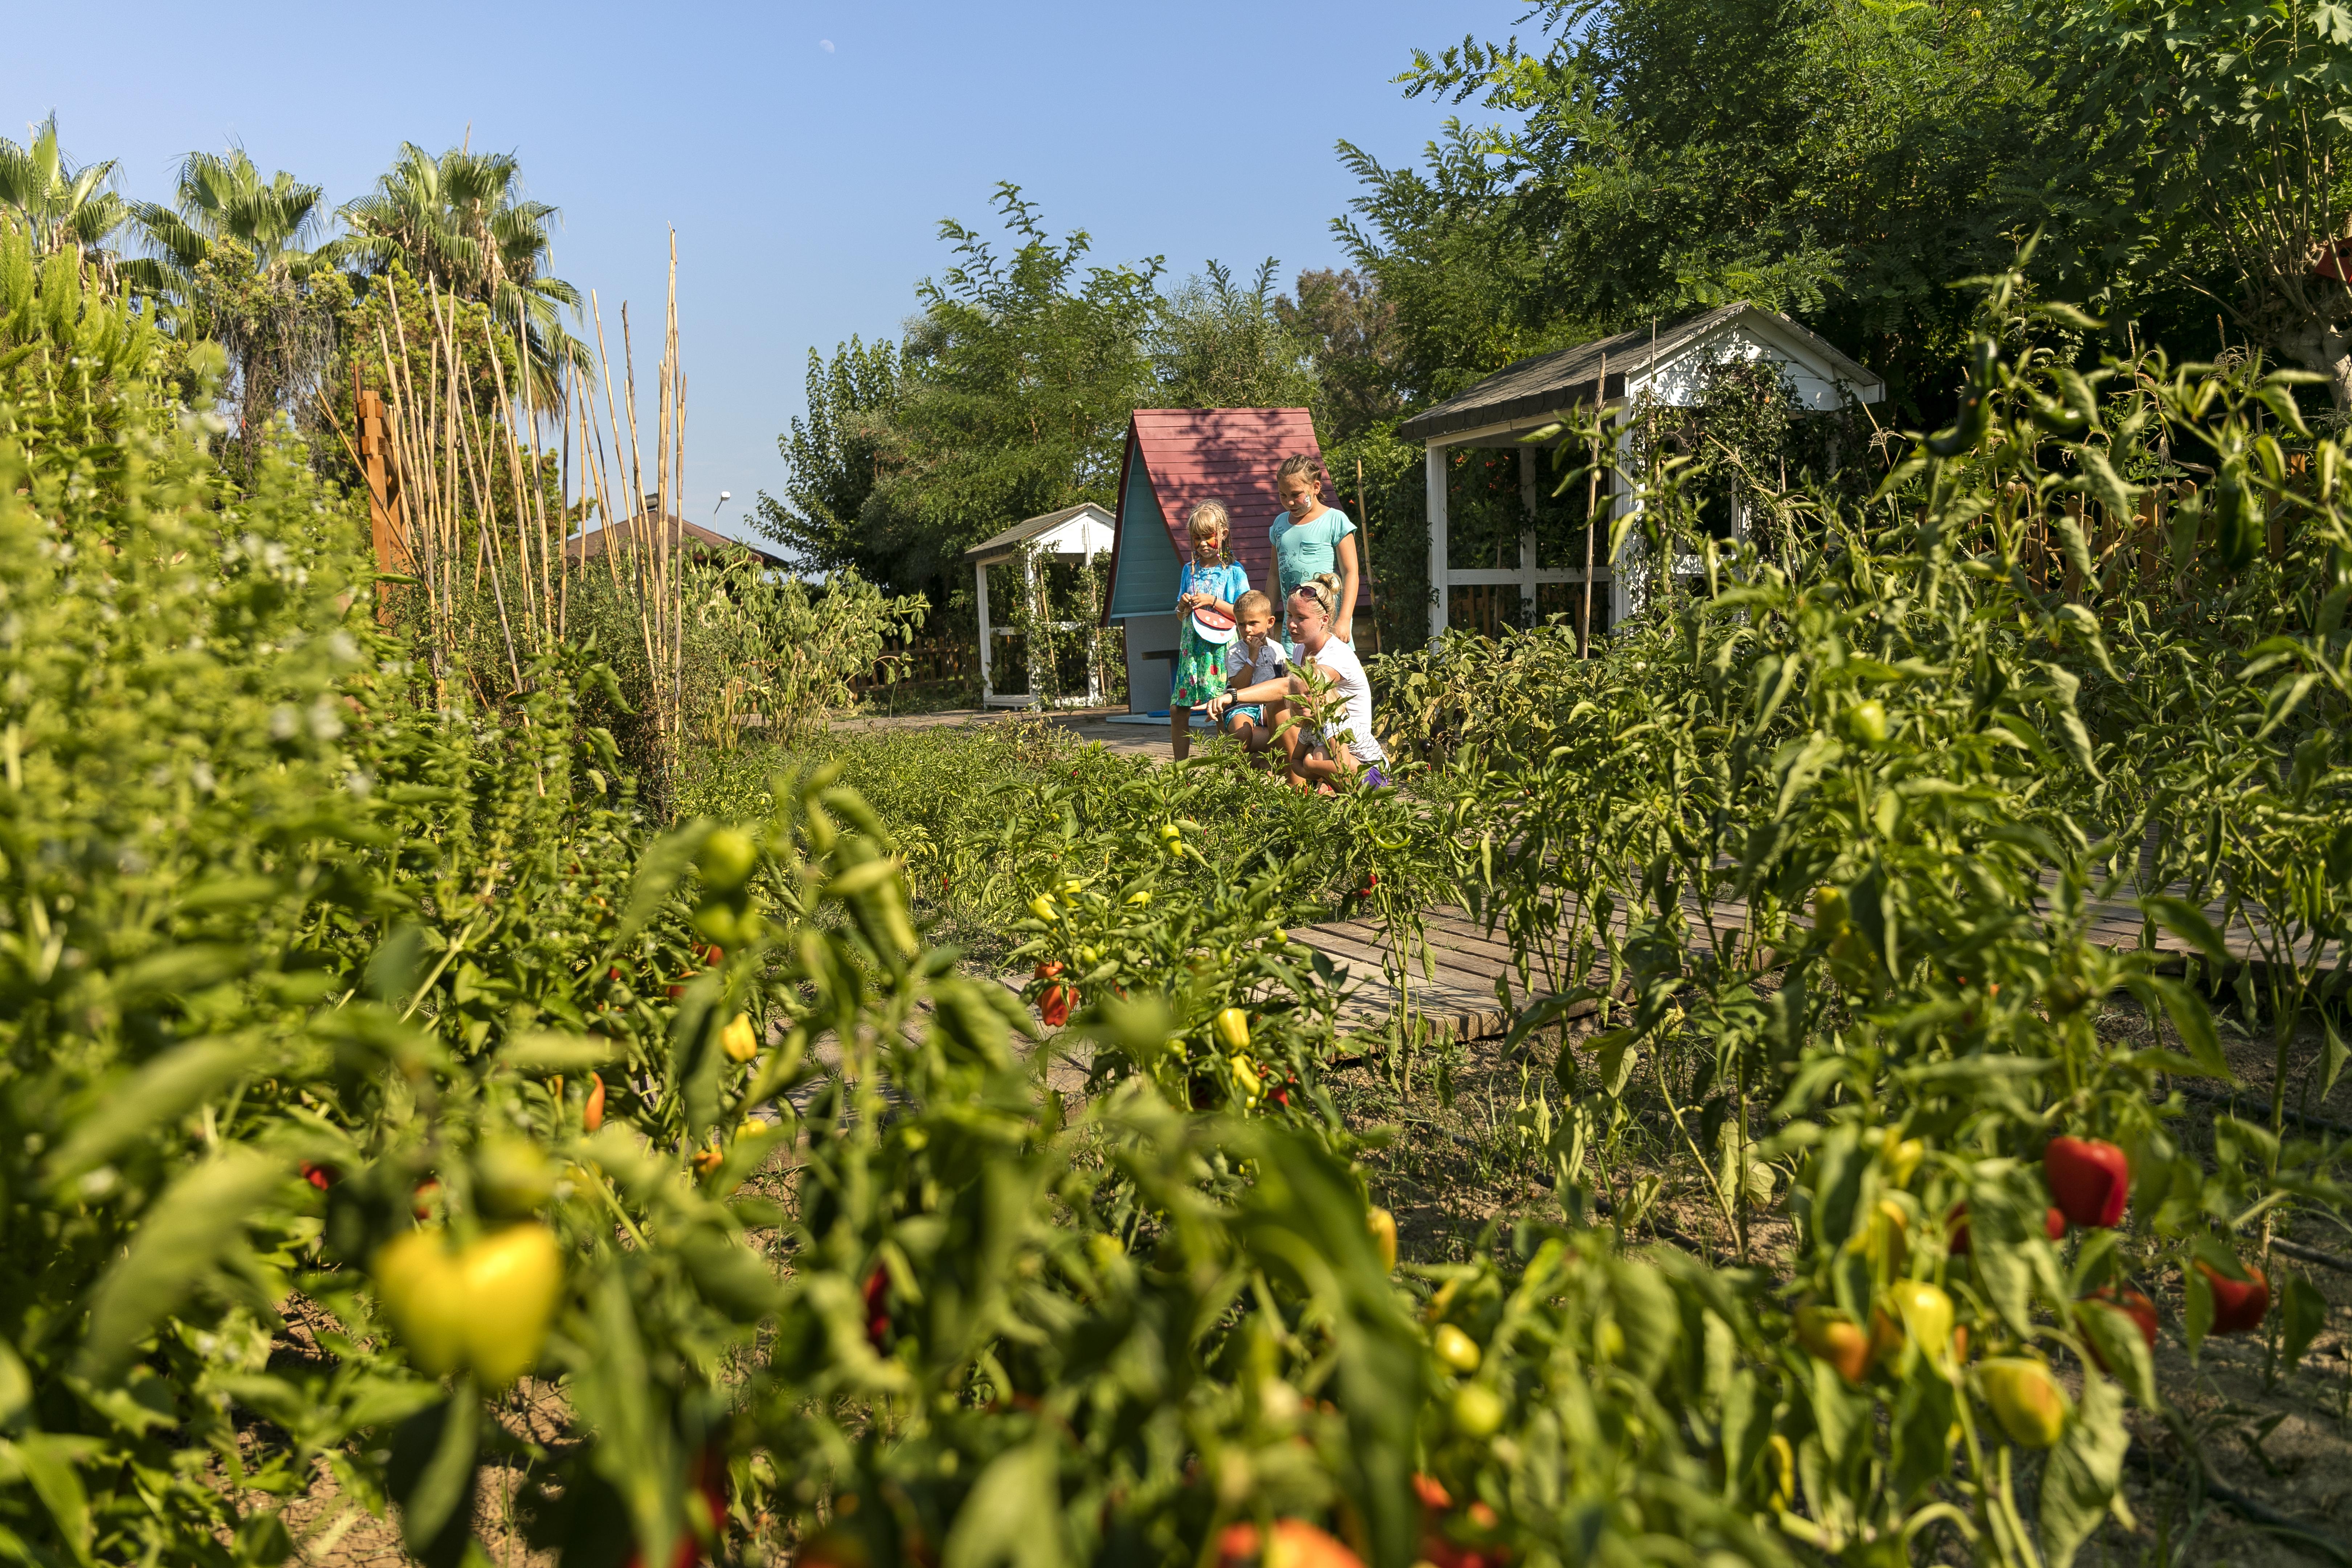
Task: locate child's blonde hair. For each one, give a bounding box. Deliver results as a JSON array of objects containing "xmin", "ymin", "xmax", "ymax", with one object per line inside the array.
[
  {"xmin": 1186, "ymin": 501, "xmax": 1230, "ymax": 559},
  {"xmin": 1233, "ymin": 588, "xmax": 1273, "ymax": 622}
]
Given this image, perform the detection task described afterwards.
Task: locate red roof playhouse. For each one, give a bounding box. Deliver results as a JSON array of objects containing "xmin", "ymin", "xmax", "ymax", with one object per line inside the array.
[{"xmin": 1102, "ymin": 408, "xmax": 1361, "ymax": 716}]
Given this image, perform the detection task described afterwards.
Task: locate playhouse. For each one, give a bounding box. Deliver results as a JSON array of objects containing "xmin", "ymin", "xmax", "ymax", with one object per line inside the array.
[{"xmin": 1102, "ymin": 408, "xmax": 1356, "ymax": 716}]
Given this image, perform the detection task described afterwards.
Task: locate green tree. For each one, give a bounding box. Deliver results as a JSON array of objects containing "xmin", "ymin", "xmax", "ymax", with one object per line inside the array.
[
  {"xmin": 2042, "ymin": 0, "xmax": 2352, "ymax": 408},
  {"xmin": 0, "ymin": 114, "xmax": 128, "ymax": 257},
  {"xmin": 339, "ymin": 142, "xmax": 583, "ymax": 390},
  {"xmin": 861, "ymin": 184, "xmax": 1161, "ymax": 593},
  {"xmin": 1275, "ymin": 267, "xmax": 1408, "ymax": 444},
  {"xmin": 754, "ymin": 335, "xmax": 901, "ymax": 577},
  {"xmin": 127, "ymin": 148, "xmax": 348, "ymax": 445},
  {"xmin": 1154, "ymin": 257, "xmax": 1318, "ymax": 410},
  {"xmin": 1348, "ymin": 0, "xmax": 2056, "ymax": 417}
]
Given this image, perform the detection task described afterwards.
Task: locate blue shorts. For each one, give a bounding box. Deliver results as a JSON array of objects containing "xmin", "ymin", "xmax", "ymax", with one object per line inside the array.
[{"xmin": 1221, "ymin": 704, "xmax": 1264, "ymax": 728}]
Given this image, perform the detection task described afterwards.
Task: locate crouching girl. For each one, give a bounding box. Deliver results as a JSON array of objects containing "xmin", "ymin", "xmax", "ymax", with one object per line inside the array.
[{"xmin": 1208, "ymin": 574, "xmax": 1387, "ymax": 791}]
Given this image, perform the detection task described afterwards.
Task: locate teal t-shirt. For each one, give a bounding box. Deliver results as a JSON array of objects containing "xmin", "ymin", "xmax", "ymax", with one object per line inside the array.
[{"xmin": 1269, "ymin": 507, "xmax": 1356, "ymax": 608}]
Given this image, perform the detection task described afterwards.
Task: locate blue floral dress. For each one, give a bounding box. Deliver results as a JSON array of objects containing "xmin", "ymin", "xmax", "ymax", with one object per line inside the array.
[{"xmin": 1170, "ymin": 559, "xmax": 1248, "ymax": 708}]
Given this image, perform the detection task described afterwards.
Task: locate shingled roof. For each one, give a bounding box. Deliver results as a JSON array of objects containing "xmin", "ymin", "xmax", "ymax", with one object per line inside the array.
[
  {"xmin": 1112, "ymin": 407, "xmax": 1322, "ymax": 602},
  {"xmin": 960, "ymin": 502, "xmax": 1115, "ymax": 565},
  {"xmin": 1396, "ymin": 302, "xmax": 1882, "ymax": 445},
  {"xmin": 563, "ymin": 512, "xmax": 790, "ymax": 570}
]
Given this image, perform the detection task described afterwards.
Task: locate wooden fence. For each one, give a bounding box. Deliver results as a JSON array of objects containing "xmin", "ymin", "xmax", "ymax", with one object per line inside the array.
[
  {"xmin": 849, "ymin": 634, "xmax": 978, "ymax": 697},
  {"xmin": 2006, "ymin": 454, "xmax": 2311, "ymax": 601}
]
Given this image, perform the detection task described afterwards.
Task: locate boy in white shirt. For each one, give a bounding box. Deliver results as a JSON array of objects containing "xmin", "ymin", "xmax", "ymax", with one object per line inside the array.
[{"xmin": 1217, "ymin": 590, "xmax": 1287, "ymax": 759}]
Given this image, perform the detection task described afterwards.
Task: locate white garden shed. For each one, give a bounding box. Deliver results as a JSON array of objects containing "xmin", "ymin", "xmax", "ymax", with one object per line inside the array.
[
  {"xmin": 962, "ymin": 502, "xmax": 1116, "ymax": 707},
  {"xmin": 1397, "ymin": 302, "xmax": 1885, "ymax": 641}
]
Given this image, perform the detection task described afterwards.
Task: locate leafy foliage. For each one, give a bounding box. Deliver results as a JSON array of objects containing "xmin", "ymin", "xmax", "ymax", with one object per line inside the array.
[{"xmin": 2042, "ymin": 0, "xmax": 2352, "ymax": 408}]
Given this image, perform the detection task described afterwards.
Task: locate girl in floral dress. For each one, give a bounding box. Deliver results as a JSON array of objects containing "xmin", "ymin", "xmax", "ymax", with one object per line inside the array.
[{"xmin": 1169, "ymin": 501, "xmax": 1247, "ymax": 761}]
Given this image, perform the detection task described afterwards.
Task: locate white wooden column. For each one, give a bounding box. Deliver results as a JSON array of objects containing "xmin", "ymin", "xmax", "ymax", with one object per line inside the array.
[
  {"xmin": 974, "ymin": 560, "xmax": 994, "ymax": 702},
  {"xmin": 1609, "ymin": 421, "xmax": 1639, "ymax": 629},
  {"xmin": 1516, "ymin": 445, "xmax": 1542, "ymax": 628},
  {"xmin": 1023, "ymin": 554, "xmax": 1041, "ymax": 707},
  {"xmin": 1425, "ymin": 440, "xmax": 1449, "ymax": 641}
]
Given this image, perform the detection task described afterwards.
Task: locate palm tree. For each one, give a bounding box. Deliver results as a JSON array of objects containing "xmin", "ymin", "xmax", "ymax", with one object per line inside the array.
[
  {"xmin": 340, "ymin": 142, "xmax": 584, "ymax": 391},
  {"xmin": 0, "ymin": 114, "xmax": 130, "ymax": 257},
  {"xmin": 127, "ymin": 148, "xmax": 345, "ymax": 445},
  {"xmin": 128, "ymin": 148, "xmax": 338, "ymax": 288}
]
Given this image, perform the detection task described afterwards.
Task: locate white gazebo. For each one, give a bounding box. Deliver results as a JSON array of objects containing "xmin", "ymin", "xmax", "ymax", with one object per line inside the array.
[
  {"xmin": 1398, "ymin": 302, "xmax": 1885, "ymax": 641},
  {"xmin": 964, "ymin": 502, "xmax": 1116, "ymax": 707}
]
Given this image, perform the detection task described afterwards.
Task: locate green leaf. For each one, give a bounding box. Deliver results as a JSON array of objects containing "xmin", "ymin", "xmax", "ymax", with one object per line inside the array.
[
  {"xmin": 8, "ymin": 1433, "xmax": 93, "ymax": 1565},
  {"xmin": 2323, "ymin": 1013, "xmax": 2351, "ymax": 1103},
  {"xmin": 941, "ymin": 1438, "xmax": 1067, "ymax": 1568},
  {"xmin": 2038, "ymin": 1371, "xmax": 2129, "ymax": 1568},
  {"xmin": 613, "ymin": 822, "xmax": 710, "ymax": 947},
  {"xmin": 386, "ymin": 1393, "xmax": 479, "ymax": 1568},
  {"xmin": 0, "ymin": 1338, "xmax": 27, "ymax": 1427},
  {"xmin": 2134, "ymin": 975, "xmax": 2229, "ymax": 1080},
  {"xmin": 2076, "ymin": 1300, "xmax": 2157, "ymax": 1411},
  {"xmin": 75, "ymin": 1147, "xmax": 286, "ymax": 1382},
  {"xmin": 2282, "ymin": 1274, "xmax": 2328, "ymax": 1371},
  {"xmin": 2141, "ymin": 897, "xmax": 2231, "ymax": 969},
  {"xmin": 2051, "ymin": 507, "xmax": 2101, "ymax": 588},
  {"xmin": 113, "ymin": 942, "xmax": 249, "ymax": 1005},
  {"xmin": 499, "ymin": 1031, "xmax": 624, "ymax": 1074},
  {"xmin": 45, "ymin": 1034, "xmax": 270, "ymax": 1183}
]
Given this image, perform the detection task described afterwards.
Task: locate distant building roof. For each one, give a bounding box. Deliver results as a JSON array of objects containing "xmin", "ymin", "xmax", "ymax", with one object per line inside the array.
[
  {"xmin": 960, "ymin": 502, "xmax": 1116, "ymax": 564},
  {"xmin": 563, "ymin": 513, "xmax": 791, "ymax": 571},
  {"xmin": 1396, "ymin": 302, "xmax": 1883, "ymax": 445}
]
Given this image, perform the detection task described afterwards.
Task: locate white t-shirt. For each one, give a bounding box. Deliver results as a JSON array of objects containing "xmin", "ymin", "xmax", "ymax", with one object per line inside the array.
[
  {"xmin": 1225, "ymin": 637, "xmax": 1288, "ymax": 691},
  {"xmin": 1299, "ymin": 634, "xmax": 1384, "ymax": 763}
]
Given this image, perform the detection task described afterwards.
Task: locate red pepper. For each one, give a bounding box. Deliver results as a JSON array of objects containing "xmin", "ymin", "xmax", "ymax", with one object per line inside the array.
[
  {"xmin": 2044, "ymin": 1136, "xmax": 2129, "ymax": 1228},
  {"xmin": 863, "ymin": 1266, "xmax": 892, "ymax": 1349}
]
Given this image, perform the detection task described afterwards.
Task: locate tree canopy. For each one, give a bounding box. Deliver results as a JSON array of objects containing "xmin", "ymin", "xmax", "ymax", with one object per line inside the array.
[
  {"xmin": 758, "ymin": 187, "xmax": 1339, "ymax": 593},
  {"xmin": 1340, "ymin": 0, "xmax": 2059, "ymax": 419}
]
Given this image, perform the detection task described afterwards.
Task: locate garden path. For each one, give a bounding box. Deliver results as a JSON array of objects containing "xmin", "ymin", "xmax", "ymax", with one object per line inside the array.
[
  {"xmin": 833, "ymin": 703, "xmax": 1173, "ymax": 759},
  {"xmin": 1293, "ymin": 878, "xmax": 2340, "ymax": 1043}
]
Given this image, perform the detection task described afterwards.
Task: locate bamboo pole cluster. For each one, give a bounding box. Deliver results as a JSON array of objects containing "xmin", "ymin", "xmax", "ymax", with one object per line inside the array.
[{"xmin": 363, "ymin": 233, "xmax": 694, "ymax": 783}]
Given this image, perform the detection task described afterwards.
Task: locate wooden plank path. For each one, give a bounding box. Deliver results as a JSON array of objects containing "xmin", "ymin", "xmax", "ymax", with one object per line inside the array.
[{"xmin": 1293, "ymin": 878, "xmax": 2342, "ymax": 1043}]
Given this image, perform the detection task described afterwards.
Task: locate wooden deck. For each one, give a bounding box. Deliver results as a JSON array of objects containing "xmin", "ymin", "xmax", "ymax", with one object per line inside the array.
[{"xmin": 1293, "ymin": 879, "xmax": 2341, "ymax": 1043}]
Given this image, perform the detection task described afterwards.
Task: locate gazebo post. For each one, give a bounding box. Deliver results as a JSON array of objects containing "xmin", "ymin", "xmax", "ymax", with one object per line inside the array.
[
  {"xmin": 974, "ymin": 560, "xmax": 994, "ymax": 703},
  {"xmin": 1516, "ymin": 445, "xmax": 1542, "ymax": 628},
  {"xmin": 1024, "ymin": 552, "xmax": 1042, "ymax": 708},
  {"xmin": 1425, "ymin": 440, "xmax": 1449, "ymax": 642}
]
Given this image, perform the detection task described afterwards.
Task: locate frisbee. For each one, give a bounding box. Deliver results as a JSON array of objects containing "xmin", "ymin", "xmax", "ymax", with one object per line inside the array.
[{"xmin": 1191, "ymin": 606, "xmax": 1236, "ymax": 644}]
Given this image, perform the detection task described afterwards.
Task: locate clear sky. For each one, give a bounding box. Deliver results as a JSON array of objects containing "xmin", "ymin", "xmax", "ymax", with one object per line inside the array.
[{"xmin": 10, "ymin": 0, "xmax": 1518, "ymax": 546}]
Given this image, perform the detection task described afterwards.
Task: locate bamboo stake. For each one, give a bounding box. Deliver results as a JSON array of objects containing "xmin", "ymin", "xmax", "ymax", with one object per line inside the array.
[{"xmin": 479, "ymin": 309, "xmax": 541, "ymax": 655}]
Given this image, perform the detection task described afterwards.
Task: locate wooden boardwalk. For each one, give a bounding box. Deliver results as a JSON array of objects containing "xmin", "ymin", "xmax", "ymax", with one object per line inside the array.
[{"xmin": 1293, "ymin": 880, "xmax": 2341, "ymax": 1043}]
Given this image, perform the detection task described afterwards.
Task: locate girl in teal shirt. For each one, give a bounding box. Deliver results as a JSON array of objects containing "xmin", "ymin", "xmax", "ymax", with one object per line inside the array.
[{"xmin": 1267, "ymin": 454, "xmax": 1359, "ymax": 650}]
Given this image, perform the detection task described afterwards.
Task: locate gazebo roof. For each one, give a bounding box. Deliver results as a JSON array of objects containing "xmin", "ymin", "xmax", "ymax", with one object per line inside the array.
[
  {"xmin": 1396, "ymin": 302, "xmax": 1883, "ymax": 446},
  {"xmin": 961, "ymin": 502, "xmax": 1116, "ymax": 565}
]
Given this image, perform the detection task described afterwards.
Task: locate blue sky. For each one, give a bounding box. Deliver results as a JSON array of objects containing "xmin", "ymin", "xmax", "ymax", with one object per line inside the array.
[{"xmin": 11, "ymin": 1, "xmax": 1517, "ymax": 544}]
